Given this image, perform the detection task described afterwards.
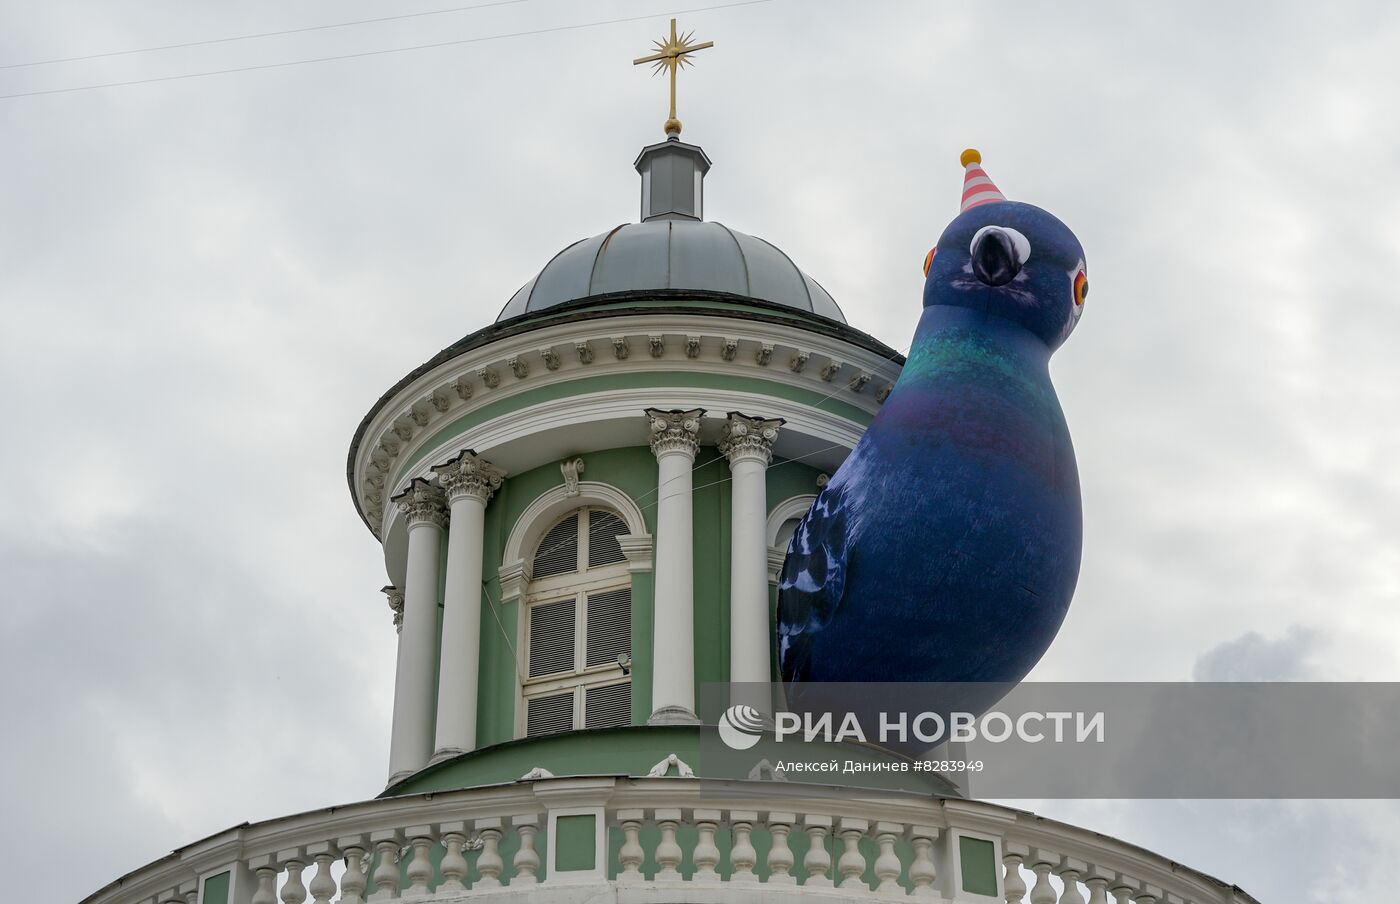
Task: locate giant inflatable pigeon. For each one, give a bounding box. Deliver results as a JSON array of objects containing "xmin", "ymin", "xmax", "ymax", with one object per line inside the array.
[{"xmin": 778, "ymin": 150, "xmax": 1088, "ymax": 687}]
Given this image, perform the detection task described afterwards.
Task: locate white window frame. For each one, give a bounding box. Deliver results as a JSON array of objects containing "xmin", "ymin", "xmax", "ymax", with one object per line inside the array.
[{"xmin": 518, "ymin": 507, "xmax": 632, "ymax": 738}]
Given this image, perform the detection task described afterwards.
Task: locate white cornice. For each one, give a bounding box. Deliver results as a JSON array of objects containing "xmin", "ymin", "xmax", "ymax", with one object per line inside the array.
[
  {"xmin": 354, "ymin": 311, "xmax": 903, "ymax": 537},
  {"xmin": 377, "ymin": 386, "xmax": 868, "ymax": 542}
]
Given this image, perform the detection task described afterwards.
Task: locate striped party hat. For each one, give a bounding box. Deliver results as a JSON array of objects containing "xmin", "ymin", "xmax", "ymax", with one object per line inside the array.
[{"xmin": 959, "ymin": 148, "xmax": 1006, "ymax": 212}]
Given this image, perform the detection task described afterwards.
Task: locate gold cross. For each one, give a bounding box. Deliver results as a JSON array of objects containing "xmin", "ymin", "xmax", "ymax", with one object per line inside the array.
[{"xmin": 633, "ymin": 18, "xmax": 713, "ymax": 138}]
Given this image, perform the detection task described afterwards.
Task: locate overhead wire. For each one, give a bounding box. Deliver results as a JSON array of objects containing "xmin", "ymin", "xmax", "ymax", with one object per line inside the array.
[
  {"xmin": 0, "ymin": 0, "xmax": 528, "ymax": 71},
  {"xmin": 0, "ymin": 0, "xmax": 774, "ymax": 100}
]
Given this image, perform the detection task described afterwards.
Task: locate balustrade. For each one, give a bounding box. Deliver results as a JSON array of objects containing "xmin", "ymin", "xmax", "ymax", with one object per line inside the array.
[{"xmin": 86, "ymin": 778, "xmax": 1258, "ymax": 904}]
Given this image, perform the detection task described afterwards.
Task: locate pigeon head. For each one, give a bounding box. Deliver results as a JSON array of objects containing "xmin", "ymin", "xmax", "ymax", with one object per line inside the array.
[{"xmin": 921, "ymin": 149, "xmax": 1088, "ymax": 350}]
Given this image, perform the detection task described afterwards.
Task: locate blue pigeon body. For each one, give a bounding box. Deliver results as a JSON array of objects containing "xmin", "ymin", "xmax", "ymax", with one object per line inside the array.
[{"xmin": 778, "ymin": 195, "xmax": 1087, "ymax": 687}]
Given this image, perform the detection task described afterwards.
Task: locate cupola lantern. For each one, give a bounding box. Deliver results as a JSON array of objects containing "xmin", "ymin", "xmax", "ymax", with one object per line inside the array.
[{"xmin": 634, "ymin": 137, "xmax": 711, "ymax": 222}]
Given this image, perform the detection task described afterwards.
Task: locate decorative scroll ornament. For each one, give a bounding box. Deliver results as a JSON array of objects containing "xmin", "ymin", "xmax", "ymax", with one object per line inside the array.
[
  {"xmin": 391, "ymin": 478, "xmax": 448, "ymax": 529},
  {"xmin": 719, "ymin": 411, "xmax": 784, "ymax": 466},
  {"xmin": 433, "ymin": 450, "xmax": 505, "ymax": 504},
  {"xmin": 560, "ymin": 457, "xmax": 585, "ymax": 497},
  {"xmin": 747, "ymin": 758, "xmax": 788, "ymax": 782},
  {"xmin": 645, "ymin": 407, "xmax": 704, "ymax": 458},
  {"xmin": 647, "ymin": 753, "xmax": 696, "ymax": 778},
  {"xmin": 382, "ymin": 585, "xmax": 405, "ymax": 633}
]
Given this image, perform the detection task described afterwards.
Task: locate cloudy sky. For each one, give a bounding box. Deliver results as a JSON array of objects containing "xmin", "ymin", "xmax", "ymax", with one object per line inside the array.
[{"xmin": 3, "ymin": 1, "xmax": 1397, "ymax": 901}]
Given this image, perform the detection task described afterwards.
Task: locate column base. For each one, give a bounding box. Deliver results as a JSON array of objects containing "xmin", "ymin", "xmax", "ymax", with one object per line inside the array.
[
  {"xmin": 385, "ymin": 768, "xmax": 417, "ymax": 787},
  {"xmin": 429, "ymin": 747, "xmax": 467, "ymax": 766},
  {"xmin": 648, "ymin": 705, "xmax": 701, "ymax": 726}
]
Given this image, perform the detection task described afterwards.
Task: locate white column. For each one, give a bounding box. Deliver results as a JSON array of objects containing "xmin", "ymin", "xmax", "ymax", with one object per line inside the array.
[
  {"xmin": 720, "ymin": 412, "xmax": 783, "ymax": 704},
  {"xmin": 387, "ymin": 478, "xmax": 447, "ymax": 783},
  {"xmin": 645, "ymin": 407, "xmax": 703, "ymax": 725},
  {"xmin": 430, "ymin": 450, "xmax": 505, "ymax": 761}
]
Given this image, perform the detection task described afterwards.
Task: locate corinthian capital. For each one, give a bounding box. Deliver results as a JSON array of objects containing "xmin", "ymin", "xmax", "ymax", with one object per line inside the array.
[
  {"xmin": 432, "ymin": 449, "xmax": 506, "ymax": 504},
  {"xmin": 645, "ymin": 407, "xmax": 705, "ymax": 459},
  {"xmin": 719, "ymin": 411, "xmax": 784, "ymax": 467},
  {"xmin": 392, "ymin": 478, "xmax": 448, "ymax": 529}
]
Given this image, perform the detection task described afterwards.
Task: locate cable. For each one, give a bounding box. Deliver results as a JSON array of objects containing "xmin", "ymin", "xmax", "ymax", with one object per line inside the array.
[
  {"xmin": 0, "ymin": 0, "xmax": 528, "ymax": 71},
  {"xmin": 480, "ymin": 578, "xmax": 522, "ymax": 674},
  {"xmin": 0, "ymin": 0, "xmax": 774, "ymax": 101}
]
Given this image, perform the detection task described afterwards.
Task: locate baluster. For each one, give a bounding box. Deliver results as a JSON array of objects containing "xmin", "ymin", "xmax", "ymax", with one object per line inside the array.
[
  {"xmin": 655, "ymin": 809, "xmax": 684, "ymax": 881},
  {"xmin": 617, "ymin": 810, "xmax": 645, "ymax": 883},
  {"xmin": 1133, "ymin": 884, "xmax": 1163, "ymax": 904},
  {"xmin": 337, "ymin": 836, "xmax": 369, "ymax": 904},
  {"xmin": 368, "ymin": 830, "xmax": 403, "ymax": 901},
  {"xmin": 512, "ymin": 815, "xmax": 540, "ymax": 886},
  {"xmin": 765, "ymin": 812, "xmax": 796, "ymax": 885},
  {"xmin": 279, "ymin": 851, "xmax": 308, "ymax": 904},
  {"xmin": 306, "ymin": 843, "xmax": 337, "ymax": 904},
  {"xmin": 180, "ymin": 881, "xmax": 200, "ymax": 904},
  {"xmin": 803, "ymin": 815, "xmax": 833, "ymax": 887},
  {"xmin": 437, "ymin": 823, "xmax": 469, "ymax": 894},
  {"xmin": 1029, "ymin": 857, "xmax": 1056, "ymax": 904},
  {"xmin": 1002, "ymin": 844, "xmax": 1029, "ymax": 903},
  {"xmin": 1057, "ymin": 859, "xmax": 1087, "ymax": 904},
  {"xmin": 1110, "ymin": 885, "xmax": 1135, "ymax": 904},
  {"xmin": 403, "ymin": 826, "xmax": 435, "ymax": 898},
  {"xmin": 909, "ymin": 826, "xmax": 940, "ymax": 897},
  {"xmin": 729, "ymin": 811, "xmax": 758, "ymax": 883},
  {"xmin": 475, "ymin": 818, "xmax": 504, "ymax": 889},
  {"xmin": 159, "ymin": 888, "xmax": 184, "ymax": 904},
  {"xmin": 837, "ymin": 817, "xmax": 869, "ymax": 890},
  {"xmin": 1085, "ymin": 875, "xmax": 1110, "ymax": 904},
  {"xmin": 248, "ymin": 856, "xmax": 279, "ymax": 904},
  {"xmin": 873, "ymin": 822, "xmax": 903, "ymax": 894},
  {"xmin": 692, "ymin": 809, "xmax": 722, "ymax": 883}
]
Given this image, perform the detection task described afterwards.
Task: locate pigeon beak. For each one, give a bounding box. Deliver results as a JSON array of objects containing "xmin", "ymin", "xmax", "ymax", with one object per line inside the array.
[{"xmin": 971, "ymin": 227, "xmax": 1022, "ymax": 287}]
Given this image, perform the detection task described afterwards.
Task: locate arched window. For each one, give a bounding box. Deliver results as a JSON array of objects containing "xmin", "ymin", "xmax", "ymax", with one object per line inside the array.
[
  {"xmin": 521, "ymin": 506, "xmax": 632, "ymax": 737},
  {"xmin": 773, "ymin": 516, "xmax": 802, "ymax": 554}
]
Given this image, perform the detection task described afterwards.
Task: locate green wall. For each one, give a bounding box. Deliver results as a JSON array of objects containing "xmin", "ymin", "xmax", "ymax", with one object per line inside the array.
[
  {"xmin": 420, "ymin": 443, "xmax": 826, "ymax": 758},
  {"xmin": 474, "ymin": 445, "xmax": 662, "ymax": 746}
]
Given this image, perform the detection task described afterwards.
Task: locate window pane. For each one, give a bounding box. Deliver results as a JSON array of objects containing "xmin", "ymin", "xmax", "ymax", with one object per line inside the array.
[
  {"xmin": 585, "ymin": 587, "xmax": 631, "ymax": 667},
  {"xmin": 528, "ymin": 598, "xmax": 576, "ymax": 677},
  {"xmin": 587, "ymin": 509, "xmax": 628, "ymax": 568},
  {"xmin": 533, "ymin": 513, "xmax": 579, "ymax": 578},
  {"xmin": 525, "ymin": 691, "xmax": 574, "ymax": 737},
  {"xmin": 584, "ymin": 682, "xmax": 631, "ymax": 729}
]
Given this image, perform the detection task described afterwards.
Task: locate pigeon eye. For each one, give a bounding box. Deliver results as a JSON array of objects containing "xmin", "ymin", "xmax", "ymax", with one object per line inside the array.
[
  {"xmin": 1073, "ymin": 270, "xmax": 1089, "ymax": 308},
  {"xmin": 923, "ymin": 246, "xmax": 937, "ymax": 277}
]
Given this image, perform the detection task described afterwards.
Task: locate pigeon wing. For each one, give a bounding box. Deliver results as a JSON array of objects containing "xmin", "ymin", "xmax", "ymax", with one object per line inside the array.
[{"xmin": 776, "ymin": 480, "xmax": 852, "ymax": 682}]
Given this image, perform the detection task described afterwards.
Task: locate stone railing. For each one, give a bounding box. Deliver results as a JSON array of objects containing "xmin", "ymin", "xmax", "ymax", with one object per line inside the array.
[{"xmin": 83, "ymin": 774, "xmax": 1258, "ymax": 904}]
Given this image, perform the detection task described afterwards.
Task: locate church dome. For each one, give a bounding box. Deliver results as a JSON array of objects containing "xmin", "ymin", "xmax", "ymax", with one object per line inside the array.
[{"xmin": 496, "ymin": 220, "xmax": 846, "ymax": 323}]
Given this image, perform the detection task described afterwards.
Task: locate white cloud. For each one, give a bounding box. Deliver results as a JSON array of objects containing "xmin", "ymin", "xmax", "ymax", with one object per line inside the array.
[{"xmin": 3, "ymin": 1, "xmax": 1398, "ymax": 901}]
